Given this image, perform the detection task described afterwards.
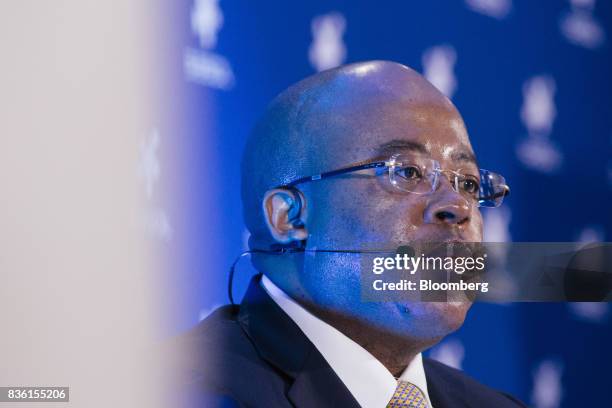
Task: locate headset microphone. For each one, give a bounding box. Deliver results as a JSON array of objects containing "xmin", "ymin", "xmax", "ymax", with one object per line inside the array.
[
  {"xmin": 227, "ymin": 241, "xmax": 306, "ymax": 306},
  {"xmin": 227, "ymin": 242, "xmax": 392, "ymax": 306},
  {"xmin": 227, "ymin": 187, "xmax": 394, "ymax": 305}
]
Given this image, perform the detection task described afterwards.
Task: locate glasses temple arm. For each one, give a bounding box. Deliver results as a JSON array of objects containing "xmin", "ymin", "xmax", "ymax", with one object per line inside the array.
[{"xmin": 285, "ymin": 161, "xmax": 388, "ymax": 187}]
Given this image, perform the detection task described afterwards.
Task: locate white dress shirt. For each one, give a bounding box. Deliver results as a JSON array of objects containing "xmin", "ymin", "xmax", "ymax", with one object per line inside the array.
[{"xmin": 261, "ymin": 275, "xmax": 433, "ymax": 408}]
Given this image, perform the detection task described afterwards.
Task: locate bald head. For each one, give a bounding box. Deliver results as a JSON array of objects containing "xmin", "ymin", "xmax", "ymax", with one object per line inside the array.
[{"xmin": 241, "ymin": 60, "xmax": 469, "ymax": 247}]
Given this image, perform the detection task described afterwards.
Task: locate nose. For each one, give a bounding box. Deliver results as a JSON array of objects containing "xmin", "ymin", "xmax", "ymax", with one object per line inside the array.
[{"xmin": 423, "ymin": 177, "xmax": 471, "ymax": 226}]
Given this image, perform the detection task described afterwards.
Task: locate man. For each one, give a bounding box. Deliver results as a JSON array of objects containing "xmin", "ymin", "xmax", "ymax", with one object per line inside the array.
[{"xmin": 176, "ymin": 61, "xmax": 524, "ymax": 407}]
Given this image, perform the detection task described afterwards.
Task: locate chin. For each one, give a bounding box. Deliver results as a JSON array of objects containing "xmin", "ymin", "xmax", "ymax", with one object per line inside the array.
[{"xmin": 397, "ymin": 300, "xmax": 471, "ymax": 340}]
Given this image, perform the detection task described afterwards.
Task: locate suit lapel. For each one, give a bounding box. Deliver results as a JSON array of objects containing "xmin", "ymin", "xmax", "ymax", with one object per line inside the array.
[
  {"xmin": 423, "ymin": 358, "xmax": 470, "ymax": 408},
  {"xmin": 238, "ymin": 274, "xmax": 360, "ymax": 408},
  {"xmin": 287, "ymin": 346, "xmax": 362, "ymax": 408}
]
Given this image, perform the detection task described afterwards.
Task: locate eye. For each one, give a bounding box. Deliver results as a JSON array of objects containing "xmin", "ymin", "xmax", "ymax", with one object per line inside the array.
[
  {"xmin": 397, "ymin": 165, "xmax": 422, "ymax": 180},
  {"xmin": 461, "ymin": 176, "xmax": 480, "ymax": 195}
]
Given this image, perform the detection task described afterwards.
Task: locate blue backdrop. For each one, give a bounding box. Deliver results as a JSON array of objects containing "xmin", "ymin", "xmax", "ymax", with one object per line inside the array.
[{"xmin": 159, "ymin": 1, "xmax": 612, "ymax": 406}]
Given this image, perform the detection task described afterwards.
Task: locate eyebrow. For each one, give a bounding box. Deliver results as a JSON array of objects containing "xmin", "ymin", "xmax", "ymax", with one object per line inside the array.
[
  {"xmin": 378, "ymin": 140, "xmax": 429, "ymax": 155},
  {"xmin": 452, "ymin": 150, "xmax": 479, "ymax": 168},
  {"xmin": 377, "ymin": 139, "xmax": 479, "ymax": 168}
]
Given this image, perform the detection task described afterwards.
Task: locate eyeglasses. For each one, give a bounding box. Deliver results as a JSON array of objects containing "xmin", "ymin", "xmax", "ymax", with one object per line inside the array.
[{"xmin": 282, "ymin": 153, "xmax": 510, "ymax": 208}]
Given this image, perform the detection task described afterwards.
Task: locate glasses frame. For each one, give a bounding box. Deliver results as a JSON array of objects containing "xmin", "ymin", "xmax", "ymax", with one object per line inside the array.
[{"xmin": 281, "ymin": 154, "xmax": 510, "ymax": 208}]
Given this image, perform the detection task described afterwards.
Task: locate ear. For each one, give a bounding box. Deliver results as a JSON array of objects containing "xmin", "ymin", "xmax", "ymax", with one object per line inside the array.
[{"xmin": 262, "ymin": 188, "xmax": 308, "ymax": 244}]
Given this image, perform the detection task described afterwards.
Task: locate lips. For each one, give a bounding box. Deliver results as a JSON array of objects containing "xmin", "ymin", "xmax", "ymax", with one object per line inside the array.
[{"xmin": 407, "ymin": 240, "xmax": 486, "ymax": 282}]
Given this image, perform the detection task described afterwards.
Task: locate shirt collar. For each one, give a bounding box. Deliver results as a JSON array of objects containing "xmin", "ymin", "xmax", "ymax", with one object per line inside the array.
[{"xmin": 261, "ymin": 275, "xmax": 433, "ymax": 408}]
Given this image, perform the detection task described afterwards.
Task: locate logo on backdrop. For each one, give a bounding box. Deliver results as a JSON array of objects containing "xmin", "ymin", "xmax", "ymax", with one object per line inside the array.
[
  {"xmin": 139, "ymin": 128, "xmax": 172, "ymax": 241},
  {"xmin": 559, "ymin": 0, "xmax": 606, "ymax": 49},
  {"xmin": 516, "ymin": 75, "xmax": 563, "ymax": 173},
  {"xmin": 464, "ymin": 0, "xmax": 512, "ymax": 19},
  {"xmin": 184, "ymin": 0, "xmax": 235, "ymax": 90},
  {"xmin": 422, "ymin": 45, "xmax": 458, "ymax": 99},
  {"xmin": 309, "ymin": 12, "xmax": 347, "ymax": 72}
]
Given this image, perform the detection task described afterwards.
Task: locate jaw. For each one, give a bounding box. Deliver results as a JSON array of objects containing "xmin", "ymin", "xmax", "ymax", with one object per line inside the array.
[{"xmin": 392, "ymin": 299, "xmax": 471, "ymax": 340}]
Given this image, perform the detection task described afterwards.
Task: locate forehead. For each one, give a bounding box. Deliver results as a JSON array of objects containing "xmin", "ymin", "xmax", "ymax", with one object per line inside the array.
[{"xmin": 310, "ymin": 96, "xmax": 477, "ymax": 169}]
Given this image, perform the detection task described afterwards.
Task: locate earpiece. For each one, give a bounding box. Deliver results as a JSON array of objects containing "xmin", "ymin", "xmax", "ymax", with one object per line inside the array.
[{"xmin": 285, "ymin": 186, "xmax": 304, "ymax": 228}]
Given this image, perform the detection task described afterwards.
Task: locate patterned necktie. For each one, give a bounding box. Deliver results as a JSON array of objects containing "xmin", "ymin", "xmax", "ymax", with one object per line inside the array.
[{"xmin": 386, "ymin": 380, "xmax": 429, "ymax": 408}]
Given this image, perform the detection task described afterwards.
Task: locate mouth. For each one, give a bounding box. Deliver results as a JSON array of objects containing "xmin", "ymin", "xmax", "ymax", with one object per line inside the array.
[{"xmin": 398, "ymin": 240, "xmax": 486, "ymax": 285}]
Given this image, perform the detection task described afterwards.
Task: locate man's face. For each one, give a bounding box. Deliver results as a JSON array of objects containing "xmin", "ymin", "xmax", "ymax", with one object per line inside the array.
[{"xmin": 297, "ymin": 88, "xmax": 484, "ymax": 341}]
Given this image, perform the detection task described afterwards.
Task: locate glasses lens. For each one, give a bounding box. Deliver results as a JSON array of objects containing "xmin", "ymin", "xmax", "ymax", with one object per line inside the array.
[
  {"xmin": 389, "ymin": 154, "xmax": 437, "ymax": 194},
  {"xmin": 444, "ymin": 171, "xmax": 480, "ymax": 200},
  {"xmin": 478, "ymin": 169, "xmax": 508, "ymax": 207}
]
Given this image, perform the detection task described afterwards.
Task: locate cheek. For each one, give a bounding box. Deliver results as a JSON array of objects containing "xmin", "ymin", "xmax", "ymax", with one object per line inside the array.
[
  {"xmin": 359, "ymin": 193, "xmax": 426, "ymax": 247},
  {"xmin": 383, "ymin": 196, "xmax": 427, "ymax": 244},
  {"xmin": 307, "ymin": 180, "xmax": 427, "ymax": 248},
  {"xmin": 306, "ymin": 183, "xmax": 392, "ymax": 245},
  {"xmin": 470, "ymin": 209, "xmax": 484, "ymax": 241}
]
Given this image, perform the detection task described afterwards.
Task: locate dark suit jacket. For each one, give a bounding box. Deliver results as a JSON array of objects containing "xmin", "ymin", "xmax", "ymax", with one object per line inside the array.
[{"xmin": 173, "ymin": 274, "xmax": 526, "ymax": 408}]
